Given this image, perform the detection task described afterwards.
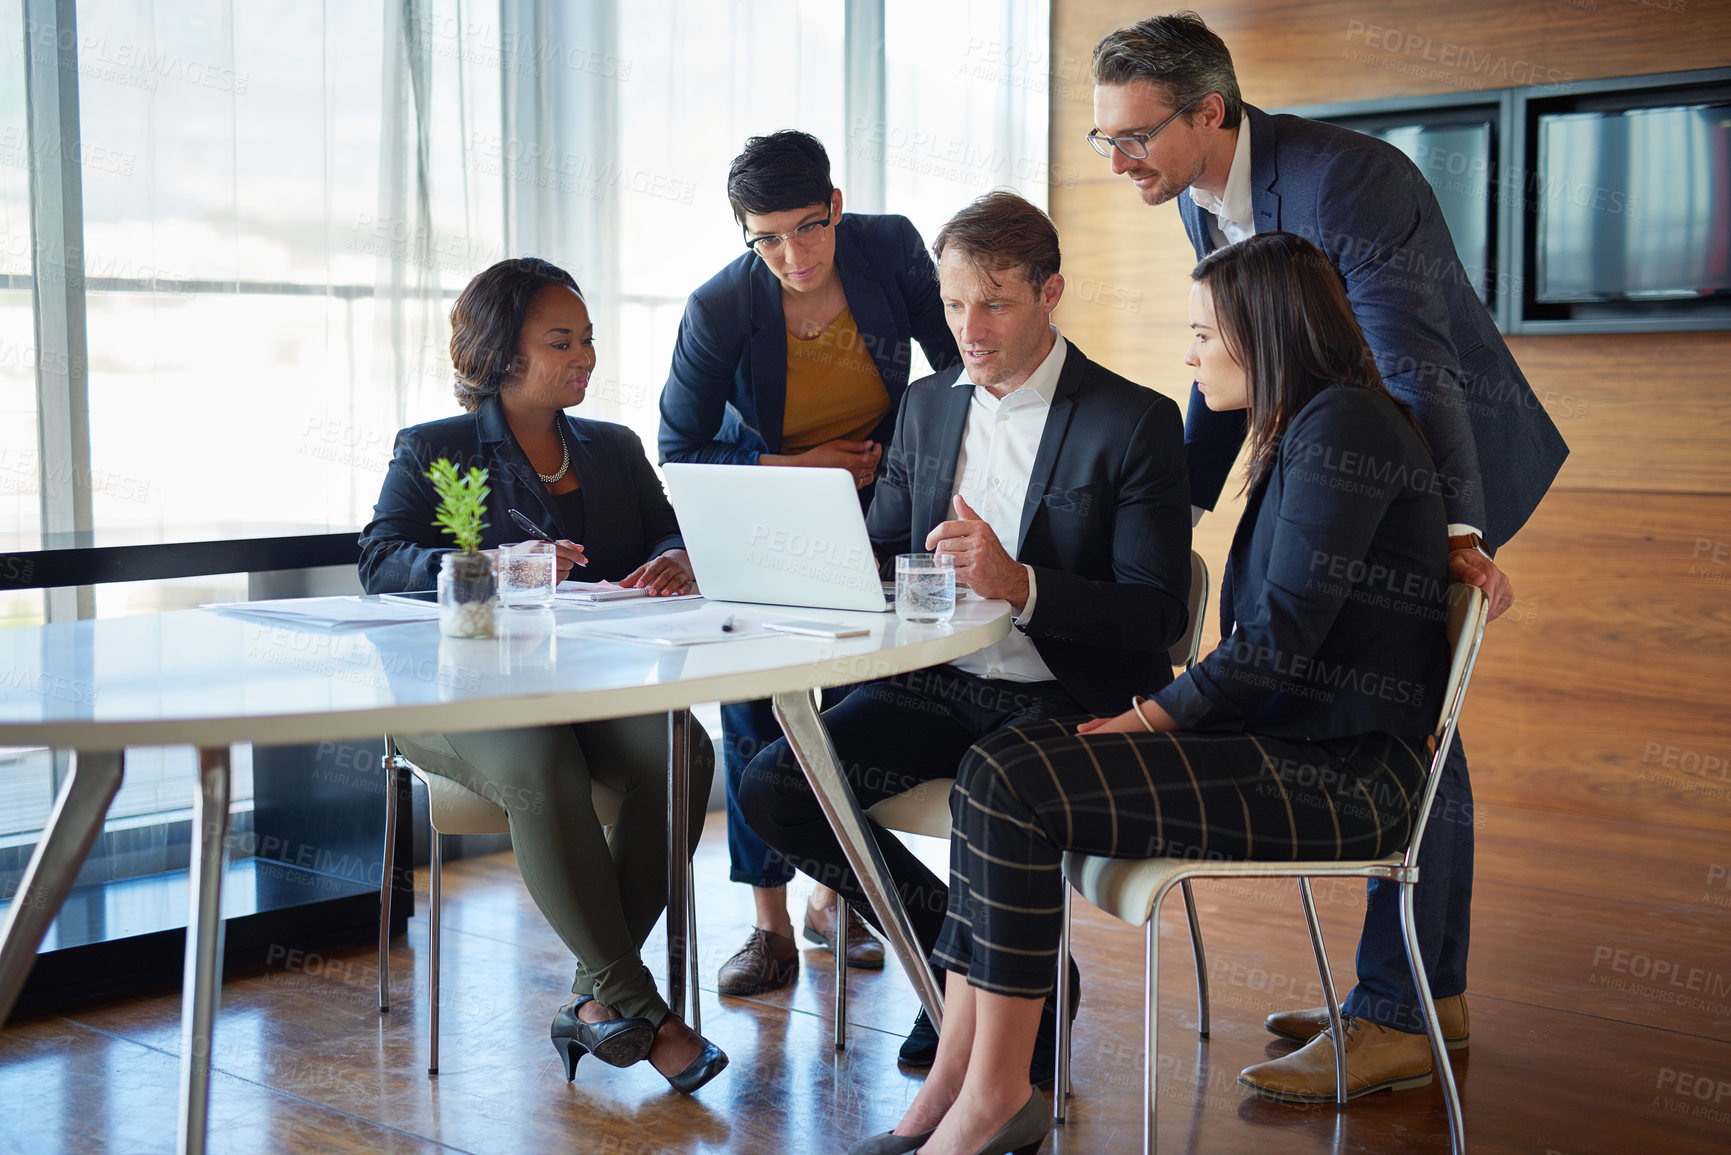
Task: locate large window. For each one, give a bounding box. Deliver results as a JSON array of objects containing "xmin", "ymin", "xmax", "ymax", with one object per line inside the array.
[{"xmin": 0, "ymin": 0, "xmax": 1049, "ymax": 931}]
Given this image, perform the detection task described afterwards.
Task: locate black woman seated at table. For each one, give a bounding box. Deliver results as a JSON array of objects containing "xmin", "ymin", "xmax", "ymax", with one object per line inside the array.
[
  {"xmin": 357, "ymin": 257, "xmax": 726, "ymax": 1094},
  {"xmin": 658, "ymin": 129, "xmax": 959, "ymax": 999},
  {"xmin": 853, "ymin": 232, "xmax": 1453, "ymax": 1155}
]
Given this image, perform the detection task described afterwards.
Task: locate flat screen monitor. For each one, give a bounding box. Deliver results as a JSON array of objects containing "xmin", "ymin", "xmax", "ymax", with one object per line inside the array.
[
  {"xmin": 1537, "ymin": 104, "xmax": 1731, "ymax": 302},
  {"xmin": 1370, "ymin": 122, "xmax": 1494, "ymax": 304}
]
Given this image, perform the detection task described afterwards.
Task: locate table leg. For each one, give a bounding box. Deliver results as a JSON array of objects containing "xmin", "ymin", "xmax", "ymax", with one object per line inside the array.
[
  {"xmin": 177, "ymin": 747, "xmax": 231, "ymax": 1155},
  {"xmin": 666, "ymin": 709, "xmax": 690, "ymax": 1023},
  {"xmin": 771, "ymin": 692, "xmax": 944, "ymax": 1029},
  {"xmin": 0, "ymin": 749, "xmax": 123, "ymax": 1026}
]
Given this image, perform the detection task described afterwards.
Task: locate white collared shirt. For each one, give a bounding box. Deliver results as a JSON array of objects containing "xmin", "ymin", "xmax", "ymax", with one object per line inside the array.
[
  {"xmin": 1188, "ymin": 119, "xmax": 1255, "ymax": 249},
  {"xmin": 946, "ymin": 330, "xmax": 1065, "ymax": 684}
]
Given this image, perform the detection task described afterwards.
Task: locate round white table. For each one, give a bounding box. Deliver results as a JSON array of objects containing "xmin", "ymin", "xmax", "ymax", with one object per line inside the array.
[{"xmin": 0, "ymin": 596, "xmax": 1010, "ymax": 1154}]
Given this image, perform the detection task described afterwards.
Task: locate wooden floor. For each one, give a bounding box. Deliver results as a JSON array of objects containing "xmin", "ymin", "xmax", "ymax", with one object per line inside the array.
[{"xmin": 3, "ymin": 802, "xmax": 1729, "ymax": 1154}]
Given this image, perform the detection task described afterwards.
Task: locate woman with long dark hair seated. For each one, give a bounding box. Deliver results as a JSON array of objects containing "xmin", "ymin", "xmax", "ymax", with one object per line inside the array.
[
  {"xmin": 358, "ymin": 257, "xmax": 726, "ymax": 1094},
  {"xmin": 853, "ymin": 232, "xmax": 1452, "ymax": 1155}
]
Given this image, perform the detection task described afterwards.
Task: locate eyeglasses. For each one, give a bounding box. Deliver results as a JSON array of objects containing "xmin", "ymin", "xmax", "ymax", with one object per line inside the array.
[
  {"xmin": 744, "ymin": 215, "xmax": 832, "ymax": 256},
  {"xmin": 1086, "ymin": 97, "xmax": 1204, "ymax": 160}
]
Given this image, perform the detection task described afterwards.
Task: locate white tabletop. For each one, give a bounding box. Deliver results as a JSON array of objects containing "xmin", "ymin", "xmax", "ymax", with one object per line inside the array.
[{"xmin": 0, "ymin": 599, "xmax": 1012, "ymax": 750}]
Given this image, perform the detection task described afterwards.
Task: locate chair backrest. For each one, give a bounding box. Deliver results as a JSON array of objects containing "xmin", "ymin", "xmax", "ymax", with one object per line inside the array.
[
  {"xmin": 1169, "ymin": 550, "xmax": 1210, "ymax": 671},
  {"xmin": 1403, "ymin": 583, "xmax": 1490, "ymax": 867}
]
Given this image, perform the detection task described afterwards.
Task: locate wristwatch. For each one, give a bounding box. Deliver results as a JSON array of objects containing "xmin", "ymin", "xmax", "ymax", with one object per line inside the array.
[{"xmin": 1448, "ymin": 532, "xmax": 1491, "ymax": 560}]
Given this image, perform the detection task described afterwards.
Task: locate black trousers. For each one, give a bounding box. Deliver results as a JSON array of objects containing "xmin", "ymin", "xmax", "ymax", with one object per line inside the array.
[
  {"xmin": 933, "ymin": 719, "xmax": 1429, "ymax": 999},
  {"xmin": 737, "ymin": 665, "xmax": 1082, "ymax": 958}
]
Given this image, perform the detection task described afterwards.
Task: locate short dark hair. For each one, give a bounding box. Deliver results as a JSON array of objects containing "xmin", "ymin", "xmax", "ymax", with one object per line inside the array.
[
  {"xmin": 448, "ymin": 258, "xmax": 581, "ymax": 412},
  {"xmin": 726, "ymin": 130, "xmax": 833, "ymax": 226},
  {"xmin": 1192, "ymin": 232, "xmax": 1416, "ymax": 491},
  {"xmin": 933, "ymin": 191, "xmax": 1061, "ymax": 292},
  {"xmin": 1092, "ymin": 11, "xmax": 1243, "ymax": 131}
]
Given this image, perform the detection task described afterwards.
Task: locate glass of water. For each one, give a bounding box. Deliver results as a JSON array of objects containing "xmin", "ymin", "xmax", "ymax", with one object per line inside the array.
[
  {"xmin": 497, "ymin": 540, "xmax": 557, "ymax": 609},
  {"xmin": 895, "ymin": 552, "xmax": 956, "ymax": 623}
]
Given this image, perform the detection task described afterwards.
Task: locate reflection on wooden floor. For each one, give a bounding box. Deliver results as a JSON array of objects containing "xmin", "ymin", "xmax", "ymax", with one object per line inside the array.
[{"xmin": 3, "ymin": 803, "xmax": 1729, "ymax": 1153}]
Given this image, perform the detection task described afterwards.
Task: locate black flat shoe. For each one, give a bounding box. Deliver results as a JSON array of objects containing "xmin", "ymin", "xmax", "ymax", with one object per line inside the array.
[
  {"xmin": 551, "ymin": 996, "xmax": 656, "ymax": 1077},
  {"xmin": 657, "ymin": 1015, "xmax": 729, "ymax": 1095}
]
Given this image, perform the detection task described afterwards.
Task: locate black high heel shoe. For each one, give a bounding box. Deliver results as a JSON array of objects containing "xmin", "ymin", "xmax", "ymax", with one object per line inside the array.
[
  {"xmin": 655, "ymin": 1014, "xmax": 729, "ymax": 1094},
  {"xmin": 550, "ymin": 996, "xmax": 656, "ymax": 1079}
]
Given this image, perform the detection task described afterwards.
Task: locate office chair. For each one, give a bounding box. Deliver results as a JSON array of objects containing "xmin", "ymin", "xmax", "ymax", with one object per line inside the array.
[{"xmin": 1056, "ymin": 583, "xmax": 1488, "ymax": 1154}]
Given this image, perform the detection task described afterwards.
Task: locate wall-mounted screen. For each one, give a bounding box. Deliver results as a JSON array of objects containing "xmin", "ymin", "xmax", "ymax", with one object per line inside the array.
[
  {"xmin": 1370, "ymin": 121, "xmax": 1494, "ymax": 304},
  {"xmin": 1537, "ymin": 104, "xmax": 1731, "ymax": 302}
]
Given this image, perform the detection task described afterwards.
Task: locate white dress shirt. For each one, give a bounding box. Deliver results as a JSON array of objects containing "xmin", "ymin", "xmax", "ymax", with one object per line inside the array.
[
  {"xmin": 946, "ymin": 330, "xmax": 1065, "ymax": 684},
  {"xmin": 1184, "ymin": 121, "xmax": 1483, "ymax": 542}
]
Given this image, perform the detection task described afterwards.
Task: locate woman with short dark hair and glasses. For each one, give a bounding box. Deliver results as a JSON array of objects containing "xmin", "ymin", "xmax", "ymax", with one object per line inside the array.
[
  {"xmin": 850, "ymin": 232, "xmax": 1452, "ymax": 1155},
  {"xmin": 358, "ymin": 257, "xmax": 727, "ymax": 1095},
  {"xmin": 658, "ymin": 130, "xmax": 959, "ymax": 1001}
]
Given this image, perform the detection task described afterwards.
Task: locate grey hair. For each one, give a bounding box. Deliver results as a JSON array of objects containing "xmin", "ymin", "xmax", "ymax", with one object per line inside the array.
[{"xmin": 1091, "ymin": 11, "xmax": 1243, "ymax": 130}]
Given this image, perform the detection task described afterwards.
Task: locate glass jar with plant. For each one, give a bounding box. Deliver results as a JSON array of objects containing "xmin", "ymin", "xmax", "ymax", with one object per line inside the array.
[{"xmin": 427, "ymin": 458, "xmax": 497, "ymax": 638}]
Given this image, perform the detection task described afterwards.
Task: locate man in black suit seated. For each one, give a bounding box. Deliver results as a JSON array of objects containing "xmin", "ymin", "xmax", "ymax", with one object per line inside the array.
[{"xmin": 737, "ymin": 191, "xmax": 1192, "ymax": 1076}]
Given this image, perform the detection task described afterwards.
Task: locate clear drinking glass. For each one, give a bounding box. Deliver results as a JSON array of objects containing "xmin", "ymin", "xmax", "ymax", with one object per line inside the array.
[
  {"xmin": 497, "ymin": 540, "xmax": 557, "ymax": 608},
  {"xmin": 895, "ymin": 552, "xmax": 956, "ymax": 623}
]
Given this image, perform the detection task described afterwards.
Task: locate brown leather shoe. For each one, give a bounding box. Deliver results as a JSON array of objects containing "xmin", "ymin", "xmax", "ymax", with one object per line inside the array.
[
  {"xmin": 802, "ymin": 897, "xmax": 885, "ymax": 970},
  {"xmin": 1265, "ymin": 993, "xmax": 1469, "ymax": 1051},
  {"xmin": 1240, "ymin": 1015, "xmax": 1435, "ymax": 1103},
  {"xmin": 717, "ymin": 928, "xmax": 799, "ymax": 996}
]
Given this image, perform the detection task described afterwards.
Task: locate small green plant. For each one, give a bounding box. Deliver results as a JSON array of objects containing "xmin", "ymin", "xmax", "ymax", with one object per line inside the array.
[{"xmin": 425, "ymin": 458, "xmax": 490, "ymax": 553}]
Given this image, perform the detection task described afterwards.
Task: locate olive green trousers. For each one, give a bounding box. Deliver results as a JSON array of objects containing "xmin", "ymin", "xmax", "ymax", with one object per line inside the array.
[{"xmin": 395, "ymin": 713, "xmax": 712, "ymax": 1024}]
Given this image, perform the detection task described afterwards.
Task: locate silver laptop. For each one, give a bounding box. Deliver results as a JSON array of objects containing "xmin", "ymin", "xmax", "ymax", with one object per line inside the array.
[{"xmin": 662, "ymin": 463, "xmax": 890, "ymax": 611}]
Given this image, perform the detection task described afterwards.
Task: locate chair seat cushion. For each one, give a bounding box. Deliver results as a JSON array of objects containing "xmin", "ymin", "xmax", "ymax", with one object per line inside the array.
[
  {"xmin": 1063, "ymin": 851, "xmax": 1406, "ymax": 928},
  {"xmin": 866, "ymin": 779, "xmax": 954, "ymax": 839}
]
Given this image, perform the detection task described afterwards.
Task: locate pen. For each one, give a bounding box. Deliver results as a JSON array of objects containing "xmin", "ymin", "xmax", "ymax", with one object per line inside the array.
[
  {"xmin": 507, "ymin": 508, "xmax": 554, "ymax": 542},
  {"xmin": 720, "ymin": 615, "xmax": 736, "ymax": 633}
]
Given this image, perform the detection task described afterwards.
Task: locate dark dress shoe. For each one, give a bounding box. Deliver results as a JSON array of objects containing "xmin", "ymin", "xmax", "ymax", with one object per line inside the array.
[
  {"xmin": 657, "ymin": 1015, "xmax": 729, "ymax": 1095},
  {"xmin": 898, "ymin": 1008, "xmax": 940, "ymax": 1067},
  {"xmin": 846, "ymin": 1126, "xmax": 934, "ymax": 1154},
  {"xmin": 968, "ymin": 1089, "xmax": 1051, "ymax": 1155},
  {"xmin": 550, "ymin": 996, "xmax": 655, "ymax": 1078},
  {"xmin": 717, "ymin": 928, "xmax": 799, "ymax": 996}
]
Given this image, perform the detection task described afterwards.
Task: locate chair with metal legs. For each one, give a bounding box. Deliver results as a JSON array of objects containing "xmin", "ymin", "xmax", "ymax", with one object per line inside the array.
[
  {"xmin": 829, "ymin": 551, "xmax": 1212, "ymax": 1096},
  {"xmin": 1057, "ymin": 583, "xmax": 1488, "ymax": 1155},
  {"xmin": 375, "ymin": 737, "xmax": 699, "ymax": 1074}
]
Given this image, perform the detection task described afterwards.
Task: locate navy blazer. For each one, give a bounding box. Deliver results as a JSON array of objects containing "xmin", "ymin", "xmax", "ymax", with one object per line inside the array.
[
  {"xmin": 1155, "ymin": 385, "xmax": 1450, "ymax": 741},
  {"xmin": 1178, "ymin": 105, "xmax": 1568, "ymax": 550},
  {"xmin": 867, "ymin": 341, "xmax": 1192, "ymax": 715},
  {"xmin": 358, "ymin": 395, "xmax": 682, "ymax": 593},
  {"xmin": 657, "ymin": 212, "xmax": 959, "ymax": 467}
]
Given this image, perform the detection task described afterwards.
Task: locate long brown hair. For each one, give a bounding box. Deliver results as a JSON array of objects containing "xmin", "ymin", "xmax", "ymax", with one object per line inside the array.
[{"xmin": 1192, "ymin": 232, "xmax": 1413, "ymax": 490}]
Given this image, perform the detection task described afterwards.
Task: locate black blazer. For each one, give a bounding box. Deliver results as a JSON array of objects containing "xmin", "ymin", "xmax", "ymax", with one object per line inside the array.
[
  {"xmin": 867, "ymin": 341, "xmax": 1192, "ymax": 715},
  {"xmin": 1154, "ymin": 385, "xmax": 1450, "ymax": 741},
  {"xmin": 1178, "ymin": 105, "xmax": 1568, "ymax": 550},
  {"xmin": 657, "ymin": 212, "xmax": 959, "ymax": 467},
  {"xmin": 358, "ymin": 395, "xmax": 682, "ymax": 593}
]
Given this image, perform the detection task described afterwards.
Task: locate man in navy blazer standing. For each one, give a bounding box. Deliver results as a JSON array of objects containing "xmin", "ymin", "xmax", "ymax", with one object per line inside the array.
[
  {"xmin": 1088, "ymin": 13, "xmax": 1568, "ymax": 1103},
  {"xmin": 659, "ymin": 131, "xmax": 959, "ymax": 1001}
]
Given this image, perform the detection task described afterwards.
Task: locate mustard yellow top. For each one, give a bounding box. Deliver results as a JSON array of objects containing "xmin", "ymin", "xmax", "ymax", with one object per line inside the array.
[{"xmin": 782, "ymin": 306, "xmax": 890, "ymax": 453}]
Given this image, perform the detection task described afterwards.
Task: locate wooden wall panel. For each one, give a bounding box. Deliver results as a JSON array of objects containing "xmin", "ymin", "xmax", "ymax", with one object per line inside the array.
[
  {"xmin": 1052, "ymin": 1, "xmax": 1731, "ymax": 833},
  {"xmin": 1051, "ymin": 2, "xmax": 1731, "ymax": 499}
]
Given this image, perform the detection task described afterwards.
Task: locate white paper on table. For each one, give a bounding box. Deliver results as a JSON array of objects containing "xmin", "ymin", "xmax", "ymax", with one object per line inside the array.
[
  {"xmin": 560, "ymin": 604, "xmax": 783, "ymax": 647},
  {"xmin": 199, "ymin": 596, "xmax": 441, "ymax": 629},
  {"xmin": 555, "ymin": 580, "xmax": 703, "ymax": 605}
]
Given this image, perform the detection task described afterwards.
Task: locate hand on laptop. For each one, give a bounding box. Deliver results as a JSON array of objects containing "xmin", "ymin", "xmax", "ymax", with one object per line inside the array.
[
  {"xmin": 761, "ymin": 438, "xmax": 882, "ymax": 489},
  {"xmin": 926, "ymin": 495, "xmax": 1030, "ymax": 614},
  {"xmin": 621, "ymin": 548, "xmax": 696, "ymax": 596}
]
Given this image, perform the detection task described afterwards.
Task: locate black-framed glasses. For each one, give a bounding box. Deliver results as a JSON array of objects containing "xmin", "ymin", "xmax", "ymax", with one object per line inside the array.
[
  {"xmin": 1086, "ymin": 97, "xmax": 1204, "ymax": 160},
  {"xmin": 744, "ymin": 215, "xmax": 832, "ymax": 256}
]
